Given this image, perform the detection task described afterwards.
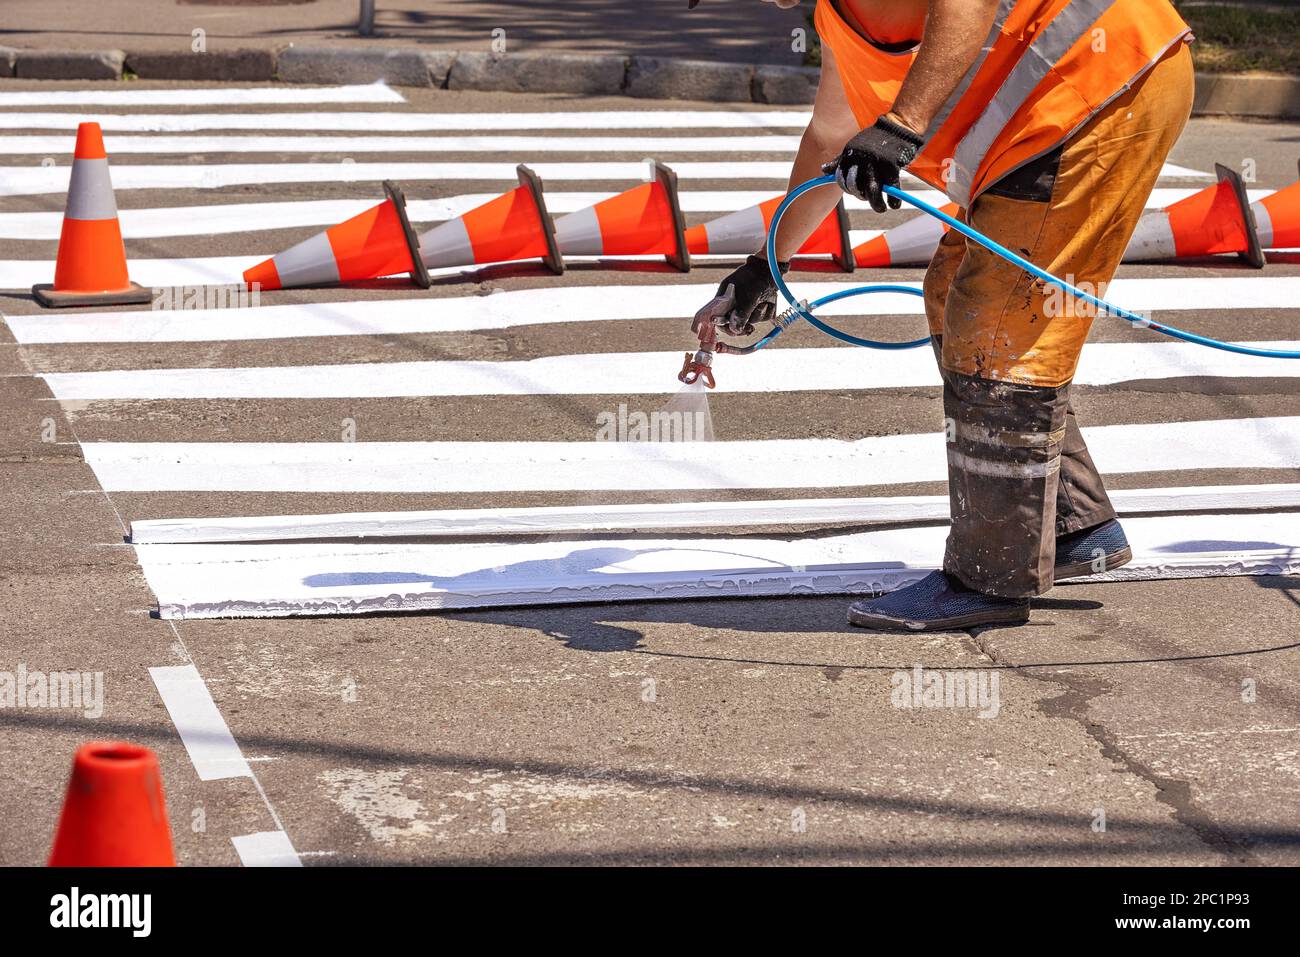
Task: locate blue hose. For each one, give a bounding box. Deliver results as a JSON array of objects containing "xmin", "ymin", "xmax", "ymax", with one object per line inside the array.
[{"xmin": 760, "ymin": 173, "xmax": 1300, "ymax": 360}]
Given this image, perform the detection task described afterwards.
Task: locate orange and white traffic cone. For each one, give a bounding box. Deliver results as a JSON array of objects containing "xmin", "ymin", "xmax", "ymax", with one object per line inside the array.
[
  {"xmin": 852, "ymin": 201, "xmax": 961, "ymax": 268},
  {"xmin": 32, "ymin": 122, "xmax": 152, "ymax": 308},
  {"xmin": 243, "ymin": 180, "xmax": 429, "ymax": 291},
  {"xmin": 1125, "ymin": 163, "xmax": 1264, "ymax": 268},
  {"xmin": 1251, "ymin": 160, "xmax": 1300, "ymax": 251},
  {"xmin": 553, "ymin": 160, "xmax": 690, "ymax": 271},
  {"xmin": 686, "ymin": 196, "xmax": 856, "ymax": 271},
  {"xmin": 48, "ymin": 742, "xmax": 176, "ymax": 867},
  {"xmin": 417, "ymin": 165, "xmax": 563, "ymax": 275}
]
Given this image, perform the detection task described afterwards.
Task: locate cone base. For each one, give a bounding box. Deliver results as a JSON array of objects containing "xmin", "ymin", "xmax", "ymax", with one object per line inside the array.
[
  {"xmin": 382, "ymin": 180, "xmax": 432, "ymax": 289},
  {"xmin": 32, "ymin": 281, "xmax": 152, "ymax": 309}
]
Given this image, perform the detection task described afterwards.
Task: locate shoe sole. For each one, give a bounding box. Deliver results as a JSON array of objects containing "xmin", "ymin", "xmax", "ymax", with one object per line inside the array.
[
  {"xmin": 847, "ymin": 605, "xmax": 1030, "ymax": 632},
  {"xmin": 1054, "ymin": 546, "xmax": 1133, "ymax": 581}
]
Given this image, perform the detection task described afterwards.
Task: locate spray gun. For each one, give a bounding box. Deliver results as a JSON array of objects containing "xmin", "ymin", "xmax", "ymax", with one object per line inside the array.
[
  {"xmin": 678, "ymin": 283, "xmax": 810, "ymax": 389},
  {"xmin": 677, "ymin": 172, "xmax": 1298, "ymax": 392}
]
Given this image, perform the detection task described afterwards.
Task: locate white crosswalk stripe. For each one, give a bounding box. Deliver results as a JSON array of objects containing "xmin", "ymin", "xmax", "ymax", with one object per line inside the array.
[{"xmin": 2, "ymin": 88, "xmax": 1296, "ymax": 618}]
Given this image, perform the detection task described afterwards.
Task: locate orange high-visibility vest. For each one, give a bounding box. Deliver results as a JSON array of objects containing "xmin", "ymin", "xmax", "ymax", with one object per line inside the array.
[{"xmin": 815, "ymin": 0, "xmax": 1191, "ymax": 207}]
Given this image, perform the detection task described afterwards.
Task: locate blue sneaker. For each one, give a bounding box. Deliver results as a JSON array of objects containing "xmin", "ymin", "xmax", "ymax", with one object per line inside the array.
[
  {"xmin": 1054, "ymin": 519, "xmax": 1132, "ymax": 579},
  {"xmin": 847, "ymin": 570, "xmax": 1030, "ymax": 632}
]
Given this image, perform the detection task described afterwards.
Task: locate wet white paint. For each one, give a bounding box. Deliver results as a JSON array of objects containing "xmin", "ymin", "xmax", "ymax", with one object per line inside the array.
[
  {"xmin": 41, "ymin": 340, "xmax": 1300, "ymax": 401},
  {"xmin": 86, "ymin": 417, "xmax": 1300, "ymax": 492},
  {"xmin": 0, "ymin": 109, "xmax": 811, "ymax": 132},
  {"xmin": 7, "ymin": 277, "xmax": 1296, "ymax": 344},
  {"xmin": 133, "ymin": 512, "xmax": 1300, "ymax": 620},
  {"xmin": 127, "ymin": 484, "xmax": 1300, "ymax": 545},
  {"xmin": 0, "ymin": 83, "xmax": 406, "ymax": 107},
  {"xmin": 0, "ymin": 133, "xmax": 809, "ymax": 155},
  {"xmin": 0, "ymin": 161, "xmax": 1204, "ymax": 198},
  {"xmin": 0, "ymin": 187, "xmax": 1241, "ymax": 240}
]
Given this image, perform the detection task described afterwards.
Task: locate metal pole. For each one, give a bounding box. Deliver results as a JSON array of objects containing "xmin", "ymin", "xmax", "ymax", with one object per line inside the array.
[{"xmin": 359, "ymin": 0, "xmax": 375, "ymax": 37}]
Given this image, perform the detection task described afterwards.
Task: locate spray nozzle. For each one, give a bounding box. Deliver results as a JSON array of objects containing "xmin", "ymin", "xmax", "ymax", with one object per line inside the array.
[{"xmin": 677, "ymin": 349, "xmax": 715, "ymax": 389}]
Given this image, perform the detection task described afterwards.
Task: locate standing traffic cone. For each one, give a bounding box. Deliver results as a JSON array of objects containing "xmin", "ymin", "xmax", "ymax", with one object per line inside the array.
[
  {"xmin": 417, "ymin": 165, "xmax": 562, "ymax": 275},
  {"xmin": 1251, "ymin": 160, "xmax": 1300, "ymax": 251},
  {"xmin": 553, "ymin": 160, "xmax": 690, "ymax": 271},
  {"xmin": 243, "ymin": 180, "xmax": 429, "ymax": 290},
  {"xmin": 32, "ymin": 122, "xmax": 152, "ymax": 308},
  {"xmin": 852, "ymin": 201, "xmax": 961, "ymax": 268},
  {"xmin": 686, "ymin": 196, "xmax": 856, "ymax": 271},
  {"xmin": 48, "ymin": 742, "xmax": 175, "ymax": 867},
  {"xmin": 1124, "ymin": 163, "xmax": 1264, "ymax": 268}
]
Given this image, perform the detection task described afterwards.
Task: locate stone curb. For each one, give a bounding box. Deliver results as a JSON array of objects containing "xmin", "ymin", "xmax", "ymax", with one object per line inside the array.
[
  {"xmin": 126, "ymin": 48, "xmax": 279, "ymax": 82},
  {"xmin": 1, "ymin": 44, "xmax": 1296, "ymax": 118},
  {"xmin": 1194, "ymin": 72, "xmax": 1300, "ymax": 120},
  {"xmin": 14, "ymin": 49, "xmax": 125, "ymax": 81}
]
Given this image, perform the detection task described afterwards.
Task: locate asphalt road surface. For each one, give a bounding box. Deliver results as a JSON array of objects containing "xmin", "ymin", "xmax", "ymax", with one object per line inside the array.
[{"xmin": 1, "ymin": 80, "xmax": 1298, "ymax": 866}]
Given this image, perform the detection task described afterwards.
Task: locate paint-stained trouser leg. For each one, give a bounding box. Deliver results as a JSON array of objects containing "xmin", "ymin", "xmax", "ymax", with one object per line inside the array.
[{"xmin": 920, "ymin": 42, "xmax": 1194, "ymax": 597}]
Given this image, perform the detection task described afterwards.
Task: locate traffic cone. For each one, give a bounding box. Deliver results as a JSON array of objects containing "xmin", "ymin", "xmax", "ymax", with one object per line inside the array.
[
  {"xmin": 48, "ymin": 742, "xmax": 175, "ymax": 867},
  {"xmin": 32, "ymin": 122, "xmax": 152, "ymax": 308},
  {"xmin": 243, "ymin": 180, "xmax": 430, "ymax": 290},
  {"xmin": 686, "ymin": 196, "xmax": 856, "ymax": 271},
  {"xmin": 1251, "ymin": 160, "xmax": 1300, "ymax": 251},
  {"xmin": 553, "ymin": 160, "xmax": 690, "ymax": 271},
  {"xmin": 417, "ymin": 165, "xmax": 562, "ymax": 275},
  {"xmin": 852, "ymin": 201, "xmax": 961, "ymax": 268},
  {"xmin": 1124, "ymin": 163, "xmax": 1264, "ymax": 268}
]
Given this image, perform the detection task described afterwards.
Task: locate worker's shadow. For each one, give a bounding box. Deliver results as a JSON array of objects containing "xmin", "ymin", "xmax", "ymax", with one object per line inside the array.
[{"xmin": 300, "ymin": 541, "xmax": 1102, "ymax": 655}]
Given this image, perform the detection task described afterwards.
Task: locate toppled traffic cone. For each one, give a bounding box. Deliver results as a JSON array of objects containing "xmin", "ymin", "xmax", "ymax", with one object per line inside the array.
[
  {"xmin": 1251, "ymin": 160, "xmax": 1300, "ymax": 251},
  {"xmin": 243, "ymin": 180, "xmax": 429, "ymax": 290},
  {"xmin": 33, "ymin": 122, "xmax": 152, "ymax": 308},
  {"xmin": 553, "ymin": 160, "xmax": 690, "ymax": 271},
  {"xmin": 852, "ymin": 201, "xmax": 961, "ymax": 268},
  {"xmin": 686, "ymin": 196, "xmax": 856, "ymax": 272},
  {"xmin": 48, "ymin": 742, "xmax": 175, "ymax": 867},
  {"xmin": 1125, "ymin": 163, "xmax": 1264, "ymax": 268},
  {"xmin": 417, "ymin": 165, "xmax": 562, "ymax": 274}
]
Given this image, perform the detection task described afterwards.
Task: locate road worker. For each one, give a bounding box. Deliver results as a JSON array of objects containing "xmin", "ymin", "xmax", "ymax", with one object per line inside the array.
[{"xmin": 691, "ymin": 0, "xmax": 1194, "ymax": 630}]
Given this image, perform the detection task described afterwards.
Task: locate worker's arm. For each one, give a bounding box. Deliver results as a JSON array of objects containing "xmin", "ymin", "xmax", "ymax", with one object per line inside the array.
[
  {"xmin": 885, "ymin": 0, "xmax": 999, "ymax": 135},
  {"xmin": 693, "ymin": 44, "xmax": 862, "ymax": 337},
  {"xmin": 826, "ymin": 0, "xmax": 1000, "ymax": 210},
  {"xmin": 766, "ymin": 42, "xmax": 862, "ymax": 262}
]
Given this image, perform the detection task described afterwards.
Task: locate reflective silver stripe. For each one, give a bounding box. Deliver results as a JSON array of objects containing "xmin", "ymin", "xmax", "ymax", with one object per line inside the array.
[
  {"xmin": 1252, "ymin": 201, "xmax": 1274, "ymax": 249},
  {"xmin": 947, "ymin": 0, "xmax": 1117, "ymax": 206},
  {"xmin": 1123, "ymin": 209, "xmax": 1176, "ymax": 261},
  {"xmin": 272, "ymin": 230, "xmax": 340, "ymax": 287},
  {"xmin": 417, "ymin": 216, "xmax": 475, "ymax": 269},
  {"xmin": 64, "ymin": 157, "xmax": 119, "ymax": 221},
  {"xmin": 954, "ymin": 421, "xmax": 1066, "ymax": 449},
  {"xmin": 948, "ymin": 448, "xmax": 1061, "ymax": 479},
  {"xmin": 552, "ymin": 205, "xmax": 604, "ymax": 256},
  {"xmin": 699, "ymin": 204, "xmax": 767, "ymax": 255},
  {"xmin": 921, "ymin": 0, "xmax": 1017, "ymax": 147}
]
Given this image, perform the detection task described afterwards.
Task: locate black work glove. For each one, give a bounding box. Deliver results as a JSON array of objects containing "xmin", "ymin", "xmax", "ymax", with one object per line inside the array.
[
  {"xmin": 692, "ymin": 255, "xmax": 790, "ymax": 338},
  {"xmin": 823, "ymin": 115, "xmax": 923, "ymax": 213}
]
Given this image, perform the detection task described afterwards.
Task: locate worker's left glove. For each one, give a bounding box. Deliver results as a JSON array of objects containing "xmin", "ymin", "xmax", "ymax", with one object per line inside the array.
[
  {"xmin": 823, "ymin": 116, "xmax": 923, "ymax": 213},
  {"xmin": 693, "ymin": 255, "xmax": 790, "ymax": 338}
]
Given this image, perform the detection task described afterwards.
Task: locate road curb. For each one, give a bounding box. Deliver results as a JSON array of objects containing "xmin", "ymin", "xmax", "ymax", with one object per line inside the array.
[
  {"xmin": 1194, "ymin": 72, "xmax": 1300, "ymax": 120},
  {"xmin": 1, "ymin": 44, "xmax": 1297, "ymax": 118}
]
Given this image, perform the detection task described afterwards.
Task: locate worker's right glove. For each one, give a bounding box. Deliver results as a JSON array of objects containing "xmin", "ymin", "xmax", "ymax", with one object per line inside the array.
[{"xmin": 692, "ymin": 255, "xmax": 790, "ymax": 338}]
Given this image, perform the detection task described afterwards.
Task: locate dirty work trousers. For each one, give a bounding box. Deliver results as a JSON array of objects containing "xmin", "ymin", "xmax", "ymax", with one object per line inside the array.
[{"xmin": 922, "ymin": 42, "xmax": 1195, "ymax": 597}]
